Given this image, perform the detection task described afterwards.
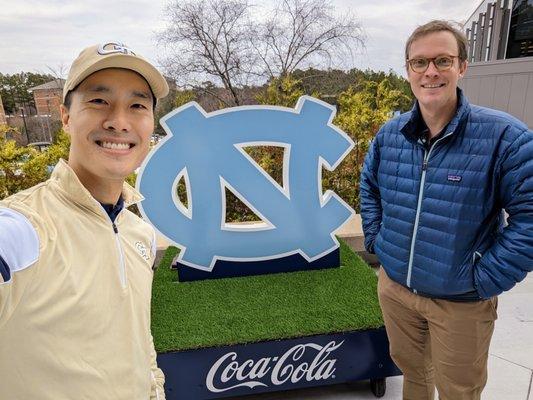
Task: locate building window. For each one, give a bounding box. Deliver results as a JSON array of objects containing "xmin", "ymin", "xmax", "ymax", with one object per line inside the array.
[{"xmin": 506, "ymin": 0, "xmax": 533, "ymax": 58}]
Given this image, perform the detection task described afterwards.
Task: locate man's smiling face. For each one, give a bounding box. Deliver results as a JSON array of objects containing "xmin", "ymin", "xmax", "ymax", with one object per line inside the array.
[
  {"xmin": 407, "ymin": 31, "xmax": 467, "ymax": 113},
  {"xmin": 61, "ymin": 68, "xmax": 154, "ymax": 186}
]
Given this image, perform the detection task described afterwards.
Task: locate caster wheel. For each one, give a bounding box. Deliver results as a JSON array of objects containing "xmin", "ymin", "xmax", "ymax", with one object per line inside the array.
[{"xmin": 370, "ymin": 378, "xmax": 386, "ymax": 397}]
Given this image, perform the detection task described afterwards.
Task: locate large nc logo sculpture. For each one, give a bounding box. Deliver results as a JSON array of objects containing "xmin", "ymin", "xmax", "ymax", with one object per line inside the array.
[{"xmin": 137, "ymin": 96, "xmax": 355, "ymax": 272}]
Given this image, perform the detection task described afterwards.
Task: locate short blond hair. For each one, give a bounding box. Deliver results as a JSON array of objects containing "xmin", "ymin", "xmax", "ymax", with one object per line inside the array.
[{"xmin": 405, "ymin": 20, "xmax": 468, "ymax": 62}]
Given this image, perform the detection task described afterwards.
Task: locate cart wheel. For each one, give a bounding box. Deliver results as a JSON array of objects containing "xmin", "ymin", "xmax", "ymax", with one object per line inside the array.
[{"xmin": 370, "ymin": 378, "xmax": 386, "ymax": 397}]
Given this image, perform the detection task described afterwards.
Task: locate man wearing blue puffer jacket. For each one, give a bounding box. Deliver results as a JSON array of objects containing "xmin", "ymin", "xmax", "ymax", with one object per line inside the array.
[{"xmin": 360, "ymin": 20, "xmax": 533, "ymax": 400}]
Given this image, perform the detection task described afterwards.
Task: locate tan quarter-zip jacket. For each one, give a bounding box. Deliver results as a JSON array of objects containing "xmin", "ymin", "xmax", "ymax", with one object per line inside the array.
[{"xmin": 0, "ymin": 159, "xmax": 165, "ymax": 400}]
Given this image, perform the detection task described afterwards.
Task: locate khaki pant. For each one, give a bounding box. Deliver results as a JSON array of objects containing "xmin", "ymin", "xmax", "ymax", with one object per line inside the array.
[{"xmin": 377, "ymin": 267, "xmax": 498, "ymax": 400}]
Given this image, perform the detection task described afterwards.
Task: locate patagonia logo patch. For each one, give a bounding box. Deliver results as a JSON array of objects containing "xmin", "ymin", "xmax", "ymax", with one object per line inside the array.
[{"xmin": 447, "ymin": 174, "xmax": 462, "ymax": 182}]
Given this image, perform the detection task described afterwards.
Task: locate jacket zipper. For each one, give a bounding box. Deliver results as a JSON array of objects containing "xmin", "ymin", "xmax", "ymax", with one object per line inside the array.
[
  {"xmin": 406, "ymin": 131, "xmax": 454, "ymax": 289},
  {"xmin": 473, "ymin": 251, "xmax": 483, "ymax": 264},
  {"xmin": 111, "ymin": 219, "xmax": 127, "ymax": 289}
]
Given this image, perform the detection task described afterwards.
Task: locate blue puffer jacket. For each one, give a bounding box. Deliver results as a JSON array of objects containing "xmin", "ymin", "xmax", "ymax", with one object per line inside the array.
[{"xmin": 360, "ymin": 90, "xmax": 533, "ymax": 300}]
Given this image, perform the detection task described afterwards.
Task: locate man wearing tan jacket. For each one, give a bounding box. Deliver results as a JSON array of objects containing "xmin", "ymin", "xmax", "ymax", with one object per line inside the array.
[{"xmin": 0, "ymin": 42, "xmax": 169, "ymax": 399}]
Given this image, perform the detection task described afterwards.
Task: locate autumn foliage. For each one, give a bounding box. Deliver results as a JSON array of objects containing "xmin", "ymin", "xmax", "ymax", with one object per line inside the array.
[{"xmin": 0, "ymin": 127, "xmax": 70, "ymax": 199}]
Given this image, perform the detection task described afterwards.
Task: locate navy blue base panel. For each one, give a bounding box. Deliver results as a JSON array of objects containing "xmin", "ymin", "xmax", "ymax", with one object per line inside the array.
[
  {"xmin": 158, "ymin": 327, "xmax": 401, "ymax": 400},
  {"xmin": 176, "ymin": 248, "xmax": 340, "ymax": 281}
]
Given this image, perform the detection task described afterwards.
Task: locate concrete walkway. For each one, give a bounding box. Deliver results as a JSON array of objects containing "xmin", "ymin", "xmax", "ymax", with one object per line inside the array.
[{"xmin": 156, "ymin": 215, "xmax": 533, "ymax": 399}]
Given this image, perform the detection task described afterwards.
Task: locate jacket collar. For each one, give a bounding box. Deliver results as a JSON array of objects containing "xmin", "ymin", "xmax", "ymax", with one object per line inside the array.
[
  {"xmin": 400, "ymin": 88, "xmax": 471, "ymax": 141},
  {"xmin": 50, "ymin": 159, "xmax": 144, "ymax": 217}
]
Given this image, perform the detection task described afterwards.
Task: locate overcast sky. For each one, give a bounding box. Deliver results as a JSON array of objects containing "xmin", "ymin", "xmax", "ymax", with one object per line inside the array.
[{"xmin": 0, "ymin": 0, "xmax": 481, "ymax": 80}]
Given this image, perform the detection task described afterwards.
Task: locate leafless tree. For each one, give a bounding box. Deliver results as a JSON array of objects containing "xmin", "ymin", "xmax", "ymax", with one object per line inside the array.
[
  {"xmin": 44, "ymin": 64, "xmax": 68, "ymax": 80},
  {"xmin": 158, "ymin": 0, "xmax": 258, "ymax": 106},
  {"xmin": 255, "ymin": 0, "xmax": 364, "ymax": 79},
  {"xmin": 157, "ymin": 0, "xmax": 364, "ymax": 106}
]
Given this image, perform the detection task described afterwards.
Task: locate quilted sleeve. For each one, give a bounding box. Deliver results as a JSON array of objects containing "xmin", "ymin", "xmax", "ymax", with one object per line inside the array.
[
  {"xmin": 359, "ymin": 133, "xmax": 383, "ymax": 254},
  {"xmin": 474, "ymin": 128, "xmax": 533, "ymax": 298}
]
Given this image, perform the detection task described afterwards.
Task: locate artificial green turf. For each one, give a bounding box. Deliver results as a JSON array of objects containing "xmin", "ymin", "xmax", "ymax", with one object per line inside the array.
[{"xmin": 151, "ymin": 239, "xmax": 384, "ymax": 353}]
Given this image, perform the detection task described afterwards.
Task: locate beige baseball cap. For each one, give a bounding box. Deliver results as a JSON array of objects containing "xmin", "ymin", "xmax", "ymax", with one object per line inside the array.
[{"xmin": 63, "ymin": 42, "xmax": 169, "ymax": 102}]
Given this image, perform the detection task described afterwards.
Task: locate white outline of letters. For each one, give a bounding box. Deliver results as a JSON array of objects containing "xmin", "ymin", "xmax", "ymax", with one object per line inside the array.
[{"xmin": 136, "ymin": 96, "xmax": 355, "ymax": 272}]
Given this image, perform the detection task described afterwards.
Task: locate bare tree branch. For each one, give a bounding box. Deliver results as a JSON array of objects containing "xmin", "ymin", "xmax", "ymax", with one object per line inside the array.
[
  {"xmin": 256, "ymin": 0, "xmax": 365, "ymax": 78},
  {"xmin": 156, "ymin": 0, "xmax": 365, "ymax": 105},
  {"xmin": 44, "ymin": 64, "xmax": 68, "ymax": 80},
  {"xmin": 158, "ymin": 0, "xmax": 258, "ymax": 105}
]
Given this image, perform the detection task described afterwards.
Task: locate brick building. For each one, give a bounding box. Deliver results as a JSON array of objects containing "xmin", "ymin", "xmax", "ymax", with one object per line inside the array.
[{"xmin": 29, "ymin": 79, "xmax": 65, "ymax": 118}]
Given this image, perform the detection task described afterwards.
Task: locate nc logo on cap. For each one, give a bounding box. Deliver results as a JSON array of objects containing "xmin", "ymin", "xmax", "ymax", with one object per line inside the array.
[{"xmin": 97, "ymin": 42, "xmax": 136, "ymax": 56}]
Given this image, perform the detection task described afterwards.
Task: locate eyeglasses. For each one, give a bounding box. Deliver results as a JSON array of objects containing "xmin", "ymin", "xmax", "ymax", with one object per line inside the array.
[{"xmin": 406, "ymin": 55, "xmax": 459, "ymax": 73}]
